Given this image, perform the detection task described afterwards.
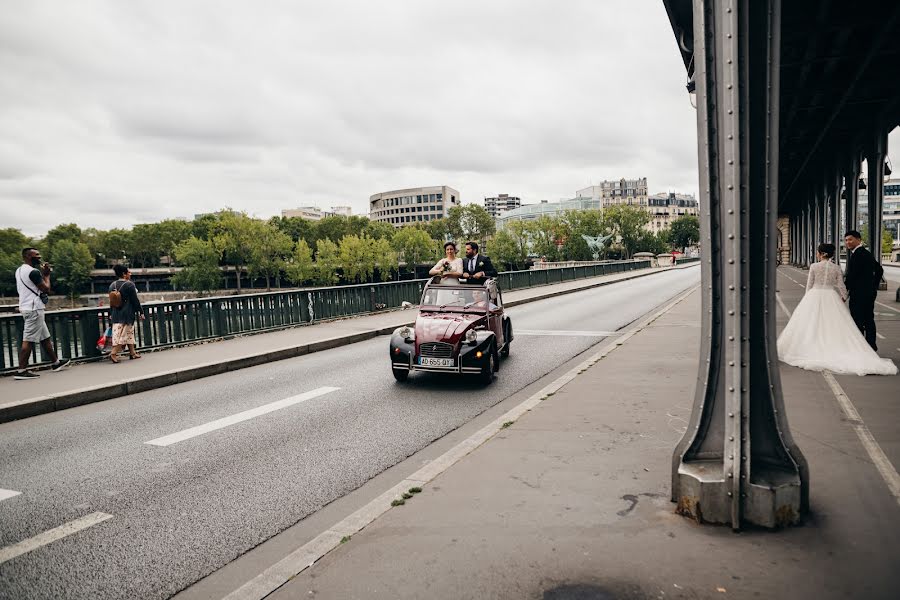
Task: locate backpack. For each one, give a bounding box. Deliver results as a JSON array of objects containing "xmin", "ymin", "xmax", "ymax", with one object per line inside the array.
[{"xmin": 109, "ymin": 281, "xmax": 125, "ymax": 308}]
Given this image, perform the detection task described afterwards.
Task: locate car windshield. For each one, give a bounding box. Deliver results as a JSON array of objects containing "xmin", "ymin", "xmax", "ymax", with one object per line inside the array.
[{"xmin": 420, "ymin": 287, "xmax": 494, "ymax": 311}]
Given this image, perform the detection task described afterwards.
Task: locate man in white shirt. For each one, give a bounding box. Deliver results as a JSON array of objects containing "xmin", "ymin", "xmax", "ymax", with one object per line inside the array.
[{"xmin": 15, "ymin": 247, "xmax": 70, "ymax": 379}]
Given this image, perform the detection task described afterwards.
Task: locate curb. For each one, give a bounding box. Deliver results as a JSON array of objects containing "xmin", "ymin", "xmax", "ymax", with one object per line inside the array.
[{"xmin": 0, "ymin": 264, "xmax": 698, "ymax": 425}]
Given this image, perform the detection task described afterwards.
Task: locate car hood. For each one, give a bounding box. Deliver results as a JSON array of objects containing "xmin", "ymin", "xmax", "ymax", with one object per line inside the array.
[{"xmin": 415, "ymin": 312, "xmax": 483, "ymax": 346}]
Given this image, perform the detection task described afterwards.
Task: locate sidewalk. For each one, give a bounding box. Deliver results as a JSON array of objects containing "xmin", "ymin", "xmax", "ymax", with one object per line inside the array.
[
  {"xmin": 242, "ymin": 283, "xmax": 899, "ymax": 599},
  {"xmin": 0, "ymin": 265, "xmax": 694, "ymax": 423}
]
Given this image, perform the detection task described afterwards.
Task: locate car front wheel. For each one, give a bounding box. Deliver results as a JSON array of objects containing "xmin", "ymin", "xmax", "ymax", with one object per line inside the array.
[
  {"xmin": 480, "ymin": 347, "xmax": 495, "ymax": 385},
  {"xmin": 393, "ymin": 368, "xmax": 409, "ymax": 382}
]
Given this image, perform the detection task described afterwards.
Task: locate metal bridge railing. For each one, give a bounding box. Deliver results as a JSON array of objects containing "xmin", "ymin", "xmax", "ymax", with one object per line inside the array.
[{"xmin": 0, "ymin": 259, "xmax": 654, "ymax": 373}]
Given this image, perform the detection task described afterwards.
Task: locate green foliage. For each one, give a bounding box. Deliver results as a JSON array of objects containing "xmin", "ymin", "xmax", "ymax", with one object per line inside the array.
[
  {"xmin": 271, "ymin": 216, "xmax": 315, "ymax": 244},
  {"xmin": 491, "ymin": 229, "xmax": 527, "ymax": 270},
  {"xmin": 192, "ymin": 213, "xmax": 220, "ymax": 241},
  {"xmin": 43, "ymin": 223, "xmax": 83, "ymax": 263},
  {"xmin": 371, "ymin": 236, "xmax": 398, "ymax": 281},
  {"xmin": 247, "ymin": 224, "xmax": 293, "ymax": 290},
  {"xmin": 50, "ymin": 239, "xmax": 94, "ymax": 303},
  {"xmin": 447, "ymin": 204, "xmax": 495, "ymax": 243},
  {"xmin": 284, "ymin": 239, "xmax": 315, "ymax": 286},
  {"xmin": 425, "ymin": 217, "xmax": 452, "ymax": 242},
  {"xmin": 172, "ymin": 237, "xmax": 221, "ymax": 294},
  {"xmin": 668, "ymin": 215, "xmax": 700, "ymax": 251},
  {"xmin": 635, "ymin": 230, "xmax": 670, "ymax": 255},
  {"xmin": 338, "ymin": 235, "xmax": 375, "ymax": 283},
  {"xmin": 526, "ymin": 216, "xmax": 562, "ymax": 261},
  {"xmin": 212, "ymin": 210, "xmax": 259, "ymax": 291},
  {"xmin": 0, "ymin": 228, "xmax": 29, "ymax": 296},
  {"xmin": 313, "ymin": 239, "xmax": 341, "ymax": 286},
  {"xmin": 601, "ymin": 205, "xmax": 651, "ymax": 259},
  {"xmin": 392, "ymin": 227, "xmax": 438, "ymax": 265}
]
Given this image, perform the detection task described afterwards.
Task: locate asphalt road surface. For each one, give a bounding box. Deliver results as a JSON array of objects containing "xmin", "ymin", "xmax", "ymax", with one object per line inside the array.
[{"xmin": 0, "ymin": 267, "xmax": 700, "ymax": 600}]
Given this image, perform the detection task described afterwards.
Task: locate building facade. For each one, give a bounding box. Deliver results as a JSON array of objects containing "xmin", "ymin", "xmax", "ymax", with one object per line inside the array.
[
  {"xmin": 576, "ymin": 177, "xmax": 649, "ymax": 208},
  {"xmin": 495, "ymin": 198, "xmax": 601, "ymax": 228},
  {"xmin": 857, "ymin": 177, "xmax": 900, "ymax": 242},
  {"xmin": 281, "ymin": 206, "xmax": 351, "ymax": 220},
  {"xmin": 646, "ymin": 192, "xmax": 700, "ymax": 234},
  {"xmin": 369, "ymin": 186, "xmax": 459, "ymax": 227},
  {"xmin": 483, "ymin": 194, "xmax": 522, "ymax": 218}
]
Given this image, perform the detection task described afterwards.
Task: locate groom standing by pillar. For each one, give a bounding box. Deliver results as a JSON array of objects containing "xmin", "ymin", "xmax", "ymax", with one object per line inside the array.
[{"xmin": 843, "ymin": 230, "xmax": 883, "ymax": 350}]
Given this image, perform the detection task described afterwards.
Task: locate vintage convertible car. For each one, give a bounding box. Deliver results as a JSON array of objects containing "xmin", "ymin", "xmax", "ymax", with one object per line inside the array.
[{"xmin": 389, "ymin": 278, "xmax": 512, "ymax": 383}]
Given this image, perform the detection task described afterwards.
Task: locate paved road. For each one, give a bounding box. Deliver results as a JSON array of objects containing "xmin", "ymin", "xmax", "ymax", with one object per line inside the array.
[{"xmin": 0, "ymin": 267, "xmax": 699, "ymax": 600}]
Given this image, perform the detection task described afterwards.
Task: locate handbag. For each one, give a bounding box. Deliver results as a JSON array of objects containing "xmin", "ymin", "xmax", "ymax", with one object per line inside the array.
[{"xmin": 96, "ymin": 326, "xmax": 113, "ymax": 353}]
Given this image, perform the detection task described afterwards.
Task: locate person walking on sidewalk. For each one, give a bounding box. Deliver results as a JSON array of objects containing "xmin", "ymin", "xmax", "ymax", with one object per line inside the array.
[
  {"xmin": 843, "ymin": 230, "xmax": 884, "ymax": 351},
  {"xmin": 14, "ymin": 247, "xmax": 71, "ymax": 380},
  {"xmin": 108, "ymin": 264, "xmax": 144, "ymax": 363}
]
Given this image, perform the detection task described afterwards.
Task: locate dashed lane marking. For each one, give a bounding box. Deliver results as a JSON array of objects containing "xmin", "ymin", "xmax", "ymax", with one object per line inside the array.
[
  {"xmin": 0, "ymin": 512, "xmax": 113, "ymax": 565},
  {"xmin": 516, "ymin": 330, "xmax": 619, "ymax": 337},
  {"xmin": 823, "ymin": 372, "xmax": 900, "ymax": 508},
  {"xmin": 0, "ymin": 489, "xmax": 22, "ymax": 502},
  {"xmin": 145, "ymin": 387, "xmax": 340, "ymax": 447}
]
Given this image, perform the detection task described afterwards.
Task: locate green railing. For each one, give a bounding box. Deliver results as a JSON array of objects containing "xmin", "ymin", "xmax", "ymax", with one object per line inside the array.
[{"xmin": 0, "ymin": 259, "xmax": 654, "ymax": 372}]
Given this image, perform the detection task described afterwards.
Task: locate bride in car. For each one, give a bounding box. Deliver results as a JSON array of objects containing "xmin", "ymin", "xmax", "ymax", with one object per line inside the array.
[{"xmin": 429, "ymin": 241, "xmax": 464, "ymax": 285}]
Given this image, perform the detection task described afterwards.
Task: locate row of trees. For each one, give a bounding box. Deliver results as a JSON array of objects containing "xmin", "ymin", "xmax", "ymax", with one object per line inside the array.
[{"xmin": 2, "ymin": 205, "xmax": 701, "ymax": 298}]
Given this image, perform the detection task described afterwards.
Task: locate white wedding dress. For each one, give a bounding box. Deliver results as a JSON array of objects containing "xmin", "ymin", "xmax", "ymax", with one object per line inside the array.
[
  {"xmin": 432, "ymin": 258, "xmax": 463, "ymax": 285},
  {"xmin": 777, "ymin": 260, "xmax": 897, "ymax": 376}
]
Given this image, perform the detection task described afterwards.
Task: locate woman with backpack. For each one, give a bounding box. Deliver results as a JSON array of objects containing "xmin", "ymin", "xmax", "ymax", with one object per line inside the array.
[{"xmin": 108, "ymin": 264, "xmax": 144, "ymax": 363}]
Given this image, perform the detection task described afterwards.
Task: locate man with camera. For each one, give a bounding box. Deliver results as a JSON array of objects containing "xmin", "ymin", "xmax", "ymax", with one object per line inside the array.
[{"xmin": 15, "ymin": 247, "xmax": 70, "ymax": 379}]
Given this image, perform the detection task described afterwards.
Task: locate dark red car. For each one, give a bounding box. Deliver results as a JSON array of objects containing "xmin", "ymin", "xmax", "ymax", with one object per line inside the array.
[{"xmin": 390, "ymin": 279, "xmax": 512, "ymax": 383}]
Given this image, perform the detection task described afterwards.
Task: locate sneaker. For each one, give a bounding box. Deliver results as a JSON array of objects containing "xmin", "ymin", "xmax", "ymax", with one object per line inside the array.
[
  {"xmin": 51, "ymin": 359, "xmax": 72, "ymax": 372},
  {"xmin": 14, "ymin": 370, "xmax": 40, "ymax": 380}
]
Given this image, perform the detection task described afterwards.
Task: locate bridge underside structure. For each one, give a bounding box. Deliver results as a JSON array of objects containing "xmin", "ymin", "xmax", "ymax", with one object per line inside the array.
[{"xmin": 662, "ymin": 0, "xmax": 900, "ymax": 529}]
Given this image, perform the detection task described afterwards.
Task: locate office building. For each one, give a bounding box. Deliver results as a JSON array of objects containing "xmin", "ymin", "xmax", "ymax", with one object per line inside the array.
[
  {"xmin": 369, "ymin": 186, "xmax": 460, "ymax": 227},
  {"xmin": 484, "ymin": 194, "xmax": 522, "ymax": 218}
]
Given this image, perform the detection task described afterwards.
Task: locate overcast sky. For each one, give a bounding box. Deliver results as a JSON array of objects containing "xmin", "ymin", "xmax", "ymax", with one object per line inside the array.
[{"xmin": 1, "ymin": 1, "xmax": 736, "ymax": 236}]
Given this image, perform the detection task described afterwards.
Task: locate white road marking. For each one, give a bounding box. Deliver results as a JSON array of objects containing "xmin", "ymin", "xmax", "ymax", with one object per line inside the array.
[
  {"xmin": 775, "ymin": 293, "xmax": 793, "ymax": 318},
  {"xmin": 875, "ymin": 300, "xmax": 900, "ymax": 314},
  {"xmin": 822, "ymin": 372, "xmax": 900, "ymax": 508},
  {"xmin": 516, "ymin": 329, "xmax": 618, "ymax": 337},
  {"xmin": 222, "ymin": 286, "xmax": 701, "ymax": 600},
  {"xmin": 0, "ymin": 489, "xmax": 22, "ymax": 502},
  {"xmin": 877, "ymin": 332, "xmax": 886, "ymax": 340},
  {"xmin": 0, "ymin": 512, "xmax": 113, "ymax": 565},
  {"xmin": 145, "ymin": 387, "xmax": 340, "ymax": 447}
]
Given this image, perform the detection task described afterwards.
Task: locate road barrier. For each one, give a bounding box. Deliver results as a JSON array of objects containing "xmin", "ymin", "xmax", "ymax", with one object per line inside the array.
[{"xmin": 0, "ymin": 259, "xmax": 678, "ymax": 373}]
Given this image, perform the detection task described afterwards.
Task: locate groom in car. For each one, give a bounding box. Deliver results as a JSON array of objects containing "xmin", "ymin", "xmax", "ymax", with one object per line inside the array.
[
  {"xmin": 460, "ymin": 241, "xmax": 498, "ymax": 284},
  {"xmin": 843, "ymin": 230, "xmax": 884, "ymax": 350}
]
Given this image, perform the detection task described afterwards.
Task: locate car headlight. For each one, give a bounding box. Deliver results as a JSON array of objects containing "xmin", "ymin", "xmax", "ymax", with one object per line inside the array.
[
  {"xmin": 465, "ymin": 329, "xmax": 477, "ymax": 344},
  {"xmin": 399, "ymin": 326, "xmax": 413, "ymax": 340}
]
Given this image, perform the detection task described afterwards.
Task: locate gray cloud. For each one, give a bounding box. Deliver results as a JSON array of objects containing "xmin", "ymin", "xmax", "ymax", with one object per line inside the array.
[{"xmin": 0, "ymin": 0, "xmax": 716, "ymax": 236}]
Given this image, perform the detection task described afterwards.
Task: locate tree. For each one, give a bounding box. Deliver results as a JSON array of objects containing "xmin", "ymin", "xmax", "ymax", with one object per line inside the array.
[
  {"xmin": 426, "ymin": 218, "xmax": 452, "ymax": 242},
  {"xmin": 51, "ymin": 239, "xmax": 94, "ymax": 305},
  {"xmin": 558, "ymin": 210, "xmax": 608, "ymax": 260},
  {"xmin": 192, "ymin": 213, "xmax": 220, "ymax": 241},
  {"xmin": 0, "ymin": 228, "xmax": 29, "ymax": 296},
  {"xmin": 338, "ymin": 235, "xmax": 376, "ymax": 283},
  {"xmin": 156, "ymin": 219, "xmax": 193, "ymax": 263},
  {"xmin": 862, "ymin": 224, "xmax": 894, "ymax": 256},
  {"xmin": 491, "ymin": 229, "xmax": 527, "ymax": 270},
  {"xmin": 393, "ymin": 227, "xmax": 438, "ymax": 266},
  {"xmin": 91, "ymin": 228, "xmax": 132, "ymax": 267},
  {"xmin": 271, "ymin": 216, "xmax": 315, "ymax": 244},
  {"xmin": 314, "ymin": 239, "xmax": 341, "ymax": 285},
  {"xmin": 248, "ymin": 223, "xmax": 293, "ymax": 290},
  {"xmin": 315, "ymin": 216, "xmax": 350, "ymax": 245},
  {"xmin": 371, "ymin": 237, "xmax": 398, "ymax": 282},
  {"xmin": 362, "ymin": 219, "xmax": 397, "ymax": 241},
  {"xmin": 668, "ymin": 215, "xmax": 700, "ymax": 251},
  {"xmin": 42, "ymin": 223, "xmax": 83, "ymax": 264},
  {"xmin": 526, "ymin": 216, "xmax": 562, "ymax": 261},
  {"xmin": 635, "ymin": 230, "xmax": 670, "ymax": 255},
  {"xmin": 212, "ymin": 210, "xmax": 258, "ymax": 292},
  {"xmin": 284, "ymin": 239, "xmax": 315, "ymax": 286},
  {"xmin": 601, "ymin": 205, "xmax": 651, "ymax": 259},
  {"xmin": 447, "ymin": 205, "xmax": 496, "ymax": 244},
  {"xmin": 172, "ymin": 237, "xmax": 221, "ymax": 295}
]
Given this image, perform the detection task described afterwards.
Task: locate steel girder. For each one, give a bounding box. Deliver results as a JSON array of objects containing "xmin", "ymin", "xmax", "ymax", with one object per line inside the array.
[
  {"xmin": 671, "ymin": 0, "xmax": 808, "ymax": 530},
  {"xmin": 867, "ymin": 133, "xmax": 886, "ymax": 264},
  {"xmin": 845, "ymin": 159, "xmax": 860, "ymax": 236}
]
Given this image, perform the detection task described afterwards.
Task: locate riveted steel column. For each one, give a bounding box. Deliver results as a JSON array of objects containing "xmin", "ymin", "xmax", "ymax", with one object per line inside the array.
[
  {"xmin": 867, "ymin": 133, "xmax": 886, "ymax": 264},
  {"xmin": 845, "ymin": 159, "xmax": 860, "ymax": 235},
  {"xmin": 830, "ymin": 171, "xmax": 841, "ymax": 265},
  {"xmin": 672, "ymin": 0, "xmax": 806, "ymax": 530}
]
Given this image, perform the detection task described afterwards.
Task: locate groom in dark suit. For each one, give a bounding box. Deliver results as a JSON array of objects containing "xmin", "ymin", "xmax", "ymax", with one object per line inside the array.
[
  {"xmin": 460, "ymin": 241, "xmax": 497, "ymax": 284},
  {"xmin": 843, "ymin": 230, "xmax": 884, "ymax": 350}
]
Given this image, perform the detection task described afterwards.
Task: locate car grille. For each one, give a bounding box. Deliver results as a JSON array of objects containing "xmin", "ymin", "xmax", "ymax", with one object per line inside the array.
[{"xmin": 418, "ymin": 342, "xmax": 454, "ymax": 359}]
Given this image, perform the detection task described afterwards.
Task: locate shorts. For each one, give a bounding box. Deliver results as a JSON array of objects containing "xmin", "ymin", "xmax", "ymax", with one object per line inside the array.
[{"xmin": 21, "ymin": 310, "xmax": 51, "ymax": 343}]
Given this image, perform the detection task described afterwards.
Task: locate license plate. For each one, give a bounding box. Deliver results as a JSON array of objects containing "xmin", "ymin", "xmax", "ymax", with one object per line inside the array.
[{"xmin": 418, "ymin": 357, "xmax": 454, "ymax": 367}]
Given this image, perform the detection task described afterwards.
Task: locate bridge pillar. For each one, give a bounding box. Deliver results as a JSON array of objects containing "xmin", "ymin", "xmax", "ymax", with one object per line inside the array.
[
  {"xmin": 672, "ymin": 0, "xmax": 808, "ymax": 530},
  {"xmin": 845, "ymin": 158, "xmax": 860, "ymax": 236},
  {"xmin": 867, "ymin": 133, "xmax": 886, "ymax": 264}
]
